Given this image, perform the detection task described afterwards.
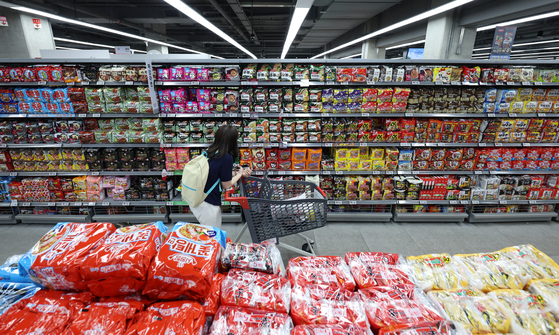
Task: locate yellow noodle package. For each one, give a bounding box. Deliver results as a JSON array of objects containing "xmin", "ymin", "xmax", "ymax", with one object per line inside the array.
[
  {"xmin": 406, "ymin": 253, "xmax": 469, "ymax": 291},
  {"xmin": 499, "ymin": 244, "xmax": 559, "ymax": 281},
  {"xmin": 527, "ymin": 279, "xmax": 559, "ymax": 319}
]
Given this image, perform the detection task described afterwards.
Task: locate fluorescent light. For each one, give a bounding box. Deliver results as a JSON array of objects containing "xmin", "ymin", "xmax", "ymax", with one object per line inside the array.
[
  {"xmin": 537, "ymin": 57, "xmax": 555, "ymax": 60},
  {"xmin": 472, "ymin": 52, "xmax": 490, "ymax": 56},
  {"xmin": 281, "ymin": 0, "xmax": 314, "ymax": 59},
  {"xmin": 386, "ymin": 39, "xmax": 426, "ymax": 50},
  {"xmin": 341, "ymin": 53, "xmax": 362, "ymax": 59},
  {"xmin": 311, "ymin": 0, "xmax": 473, "ymax": 59},
  {"xmin": 54, "ymin": 37, "xmax": 147, "ymax": 54},
  {"xmin": 56, "ymin": 46, "xmax": 79, "ymax": 50},
  {"xmin": 510, "ymin": 50, "xmax": 559, "ymax": 58},
  {"xmin": 2, "ymin": 2, "xmax": 223, "ymax": 58},
  {"xmin": 514, "ymin": 39, "xmax": 559, "ymax": 47},
  {"xmin": 391, "ymin": 57, "xmax": 404, "ymax": 59},
  {"xmin": 477, "ymin": 11, "xmax": 559, "ymax": 31},
  {"xmin": 164, "ymin": 0, "xmax": 256, "ymax": 59},
  {"xmin": 473, "ymin": 47, "xmax": 491, "ymax": 51},
  {"xmin": 512, "ymin": 45, "xmax": 559, "ymax": 53}
]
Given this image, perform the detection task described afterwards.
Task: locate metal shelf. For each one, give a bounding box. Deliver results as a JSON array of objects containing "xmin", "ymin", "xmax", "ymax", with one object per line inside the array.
[
  {"xmin": 169, "ymin": 212, "xmax": 241, "ymax": 223},
  {"xmin": 0, "ymin": 113, "xmax": 161, "ymax": 118},
  {"xmin": 327, "ymin": 212, "xmax": 392, "ymax": 222},
  {"xmin": 16, "ymin": 214, "xmax": 91, "ymax": 224},
  {"xmin": 153, "ymin": 80, "xmax": 558, "ymax": 87},
  {"xmin": 157, "ymin": 112, "xmax": 559, "ymax": 119},
  {"xmin": 394, "ymin": 212, "xmax": 468, "ymax": 223},
  {"xmin": 93, "ymin": 213, "xmax": 168, "ymax": 223},
  {"xmin": 0, "ymin": 214, "xmax": 16, "ymax": 225},
  {"xmin": 469, "ymin": 211, "xmax": 558, "ymax": 223},
  {"xmin": 0, "ymin": 81, "xmax": 147, "ymax": 87},
  {"xmin": 0, "ymin": 143, "xmax": 162, "ymax": 148},
  {"xmin": 0, "ymin": 171, "xmax": 163, "ymax": 177}
]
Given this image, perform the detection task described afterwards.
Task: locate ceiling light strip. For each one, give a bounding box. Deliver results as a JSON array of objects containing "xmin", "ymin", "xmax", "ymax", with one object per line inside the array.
[
  {"xmin": 474, "ymin": 39, "xmax": 559, "ymax": 53},
  {"xmin": 311, "ymin": 0, "xmax": 473, "ymax": 59},
  {"xmin": 0, "ymin": 2, "xmax": 222, "ymax": 58},
  {"xmin": 386, "ymin": 39, "xmax": 426, "ymax": 50},
  {"xmin": 281, "ymin": 0, "xmax": 314, "ymax": 59},
  {"xmin": 54, "ymin": 37, "xmax": 147, "ymax": 54},
  {"xmin": 340, "ymin": 53, "xmax": 362, "ymax": 59},
  {"xmin": 164, "ymin": 0, "xmax": 256, "ymax": 59},
  {"xmin": 477, "ymin": 11, "xmax": 559, "ymax": 31}
]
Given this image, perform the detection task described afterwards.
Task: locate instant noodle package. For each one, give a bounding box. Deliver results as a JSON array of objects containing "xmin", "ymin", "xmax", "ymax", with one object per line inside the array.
[
  {"xmin": 66, "ymin": 301, "xmax": 143, "ymax": 335},
  {"xmin": 125, "ymin": 300, "xmax": 206, "ymax": 335},
  {"xmin": 220, "ymin": 239, "xmax": 285, "ymax": 276},
  {"xmin": 345, "ymin": 252, "xmax": 414, "ymax": 289},
  {"xmin": 80, "ymin": 221, "xmax": 167, "ymax": 297},
  {"xmin": 209, "ymin": 305, "xmax": 293, "ymax": 335},
  {"xmin": 142, "ymin": 222, "xmax": 226, "ymax": 300},
  {"xmin": 293, "ymin": 324, "xmax": 373, "ymax": 335},
  {"xmin": 287, "ymin": 256, "xmax": 356, "ymax": 291},
  {"xmin": 18, "ymin": 222, "xmax": 116, "ymax": 290},
  {"xmin": 406, "ymin": 253, "xmax": 470, "ymax": 291}
]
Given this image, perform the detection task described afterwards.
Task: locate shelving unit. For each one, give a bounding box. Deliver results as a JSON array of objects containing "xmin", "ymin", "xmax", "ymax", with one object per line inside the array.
[{"xmin": 1, "ymin": 58, "xmax": 559, "ymax": 224}]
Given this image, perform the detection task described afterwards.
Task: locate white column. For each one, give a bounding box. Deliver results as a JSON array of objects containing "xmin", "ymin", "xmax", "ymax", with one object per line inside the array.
[
  {"xmin": 0, "ymin": 8, "xmax": 55, "ymax": 59},
  {"xmin": 144, "ymin": 23, "xmax": 168, "ymax": 54},
  {"xmin": 423, "ymin": 0, "xmax": 454, "ymax": 59},
  {"xmin": 361, "ymin": 17, "xmax": 385, "ymax": 59}
]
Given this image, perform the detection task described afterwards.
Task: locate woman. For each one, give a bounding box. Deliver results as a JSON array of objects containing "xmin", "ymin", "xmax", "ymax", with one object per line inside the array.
[{"xmin": 189, "ymin": 125, "xmax": 252, "ymax": 229}]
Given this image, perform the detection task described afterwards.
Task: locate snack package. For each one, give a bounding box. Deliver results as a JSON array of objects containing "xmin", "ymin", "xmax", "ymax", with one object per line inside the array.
[
  {"xmin": 80, "ymin": 221, "xmax": 168, "ymax": 297},
  {"xmin": 345, "ymin": 252, "xmax": 414, "ymax": 289},
  {"xmin": 124, "ymin": 301, "xmax": 206, "ymax": 335},
  {"xmin": 290, "ymin": 284, "xmax": 369, "ymax": 327},
  {"xmin": 209, "ymin": 306, "xmax": 293, "ymax": 335},
  {"xmin": 489, "ymin": 289, "xmax": 559, "ymax": 335},
  {"xmin": 498, "ymin": 244, "xmax": 559, "ymax": 281},
  {"xmin": 406, "ymin": 254, "xmax": 469, "ymax": 291},
  {"xmin": 0, "ymin": 255, "xmax": 33, "ymax": 283},
  {"xmin": 453, "ymin": 252, "xmax": 528, "ymax": 292},
  {"xmin": 143, "ymin": 222, "xmax": 226, "ymax": 300},
  {"xmin": 220, "ymin": 269, "xmax": 291, "ymax": 313},
  {"xmin": 18, "ymin": 222, "xmax": 116, "ymax": 290},
  {"xmin": 293, "ymin": 325, "xmax": 373, "ymax": 335},
  {"xmin": 220, "ymin": 239, "xmax": 286, "ymax": 276},
  {"xmin": 65, "ymin": 301, "xmax": 143, "ymax": 335},
  {"xmin": 203, "ymin": 273, "xmax": 225, "ymax": 317},
  {"xmin": 428, "ymin": 289, "xmax": 511, "ymax": 334},
  {"xmin": 527, "ymin": 279, "xmax": 559, "ymax": 319},
  {"xmin": 377, "ymin": 321, "xmax": 457, "ymax": 335},
  {"xmin": 287, "ymin": 256, "xmax": 356, "ymax": 291}
]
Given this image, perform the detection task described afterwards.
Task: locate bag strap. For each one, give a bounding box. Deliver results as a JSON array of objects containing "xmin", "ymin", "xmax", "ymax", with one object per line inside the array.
[{"xmin": 206, "ymin": 178, "xmax": 221, "ymax": 195}]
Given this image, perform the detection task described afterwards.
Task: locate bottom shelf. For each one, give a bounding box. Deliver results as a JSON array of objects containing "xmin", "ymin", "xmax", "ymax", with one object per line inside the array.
[
  {"xmin": 327, "ymin": 212, "xmax": 391, "ymax": 222},
  {"xmin": 16, "ymin": 214, "xmax": 91, "ymax": 224},
  {"xmin": 169, "ymin": 213, "xmax": 241, "ymax": 224},
  {"xmin": 469, "ymin": 212, "xmax": 558, "ymax": 223},
  {"xmin": 92, "ymin": 213, "xmax": 168, "ymax": 223},
  {"xmin": 394, "ymin": 212, "xmax": 468, "ymax": 223},
  {"xmin": 0, "ymin": 214, "xmax": 17, "ymax": 225}
]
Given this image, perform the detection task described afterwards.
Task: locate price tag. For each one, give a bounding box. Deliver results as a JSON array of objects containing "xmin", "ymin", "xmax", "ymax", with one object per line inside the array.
[
  {"xmin": 535, "ymin": 82, "xmax": 543, "ymax": 86},
  {"xmin": 361, "ymin": 113, "xmax": 370, "ymax": 117},
  {"xmin": 241, "ymin": 81, "xmax": 252, "ymax": 85},
  {"xmin": 538, "ymin": 113, "xmax": 547, "ymax": 117},
  {"xmin": 340, "ymin": 82, "xmax": 349, "ymax": 85},
  {"xmin": 488, "ymin": 113, "xmax": 496, "ymax": 117},
  {"xmin": 61, "ymin": 202, "xmax": 69, "ymax": 206},
  {"xmin": 500, "ymin": 200, "xmax": 508, "ymax": 204},
  {"xmin": 96, "ymin": 81, "xmax": 104, "ymax": 85},
  {"xmin": 401, "ymin": 143, "xmax": 411, "ymax": 147},
  {"xmin": 479, "ymin": 82, "xmax": 487, "ymax": 85},
  {"xmin": 359, "ymin": 143, "xmax": 367, "ymax": 147},
  {"xmin": 242, "ymin": 114, "xmax": 250, "ymax": 118},
  {"xmin": 451, "ymin": 81, "xmax": 460, "ymax": 85},
  {"xmin": 322, "ymin": 113, "xmax": 330, "ymax": 117},
  {"xmin": 122, "ymin": 202, "xmax": 130, "ymax": 206},
  {"xmin": 334, "ymin": 201, "xmax": 342, "ymax": 205},
  {"xmin": 44, "ymin": 202, "xmax": 54, "ymax": 207},
  {"xmin": 373, "ymin": 171, "xmax": 381, "ymax": 175},
  {"xmin": 435, "ymin": 81, "xmax": 443, "ymax": 85},
  {"xmin": 349, "ymin": 201, "xmax": 357, "ymax": 205},
  {"xmin": 38, "ymin": 81, "xmax": 47, "ymax": 85},
  {"xmin": 386, "ymin": 171, "xmax": 395, "ymax": 175},
  {"xmin": 155, "ymin": 81, "xmax": 163, "ymax": 85},
  {"xmin": 495, "ymin": 143, "xmax": 503, "ymax": 147},
  {"xmin": 412, "ymin": 171, "xmax": 420, "ymax": 175},
  {"xmin": 190, "ymin": 81, "xmax": 200, "ymax": 86},
  {"xmin": 278, "ymin": 171, "xmax": 286, "ymax": 175},
  {"xmin": 22, "ymin": 202, "xmax": 30, "ymax": 207},
  {"xmin": 420, "ymin": 200, "xmax": 427, "ymax": 205},
  {"xmin": 412, "ymin": 143, "xmax": 425, "ymax": 147},
  {"xmin": 450, "ymin": 200, "xmax": 458, "ymax": 204},
  {"xmin": 326, "ymin": 81, "xmax": 335, "ymax": 85},
  {"xmin": 88, "ymin": 202, "xmax": 96, "ymax": 206},
  {"xmin": 472, "ymin": 200, "xmax": 479, "ymax": 204},
  {"xmin": 195, "ymin": 113, "xmax": 203, "ymax": 117},
  {"xmin": 229, "ymin": 113, "xmax": 238, "ymax": 117},
  {"xmin": 125, "ymin": 81, "xmax": 134, "ymax": 85},
  {"xmin": 522, "ymin": 82, "xmax": 531, "ymax": 86},
  {"xmin": 163, "ymin": 143, "xmax": 172, "ymax": 147},
  {"xmin": 529, "ymin": 200, "xmax": 538, "ymax": 204},
  {"xmin": 323, "ymin": 171, "xmax": 331, "ymax": 175},
  {"xmin": 48, "ymin": 172, "xmax": 56, "ymax": 176},
  {"xmin": 437, "ymin": 143, "xmax": 446, "ymax": 147},
  {"xmin": 479, "ymin": 143, "xmax": 487, "ymax": 147},
  {"xmin": 67, "ymin": 82, "xmax": 75, "ymax": 86},
  {"xmin": 0, "ymin": 144, "xmax": 6, "ymax": 148},
  {"xmin": 325, "ymin": 143, "xmax": 333, "ymax": 147},
  {"xmin": 93, "ymin": 113, "xmax": 101, "ymax": 117},
  {"xmin": 461, "ymin": 201, "xmax": 469, "ymax": 205},
  {"xmin": 507, "ymin": 82, "xmax": 516, "ymax": 86},
  {"xmin": 523, "ymin": 143, "xmax": 531, "ymax": 147},
  {"xmin": 405, "ymin": 113, "xmax": 413, "ymax": 117},
  {"xmin": 254, "ymin": 171, "xmax": 264, "ymax": 175},
  {"xmin": 10, "ymin": 201, "xmax": 17, "ymax": 207},
  {"xmin": 77, "ymin": 113, "xmax": 87, "ymax": 118},
  {"xmin": 91, "ymin": 171, "xmax": 100, "ymax": 176},
  {"xmin": 509, "ymin": 113, "xmax": 517, "ymax": 117},
  {"xmin": 411, "ymin": 81, "xmax": 420, "ymax": 85},
  {"xmin": 475, "ymin": 171, "xmax": 482, "ymax": 174},
  {"xmin": 215, "ymin": 114, "xmax": 224, "ymax": 117},
  {"xmin": 299, "ymin": 80, "xmax": 310, "ymax": 87},
  {"xmin": 73, "ymin": 202, "xmax": 82, "ymax": 206},
  {"xmin": 81, "ymin": 82, "xmax": 89, "ymax": 86},
  {"xmin": 496, "ymin": 82, "xmax": 504, "ymax": 85},
  {"xmin": 335, "ymin": 171, "xmax": 343, "ymax": 175},
  {"xmin": 9, "ymin": 172, "xmax": 17, "ymax": 176},
  {"xmin": 164, "ymin": 201, "xmax": 174, "ymax": 206}
]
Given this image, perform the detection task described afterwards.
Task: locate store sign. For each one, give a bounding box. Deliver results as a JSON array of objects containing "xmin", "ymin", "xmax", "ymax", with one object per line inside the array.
[
  {"xmin": 0, "ymin": 16, "xmax": 8, "ymax": 27},
  {"xmin": 115, "ymin": 46, "xmax": 131, "ymax": 54},
  {"xmin": 489, "ymin": 26, "xmax": 517, "ymax": 60},
  {"xmin": 32, "ymin": 18, "xmax": 41, "ymax": 29}
]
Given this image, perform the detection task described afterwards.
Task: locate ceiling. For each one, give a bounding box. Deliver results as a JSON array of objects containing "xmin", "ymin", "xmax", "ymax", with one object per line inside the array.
[{"xmin": 12, "ymin": 0, "xmax": 559, "ymax": 59}]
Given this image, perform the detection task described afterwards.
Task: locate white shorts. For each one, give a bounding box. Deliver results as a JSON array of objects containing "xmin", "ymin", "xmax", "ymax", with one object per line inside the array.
[{"xmin": 189, "ymin": 201, "xmax": 222, "ymax": 229}]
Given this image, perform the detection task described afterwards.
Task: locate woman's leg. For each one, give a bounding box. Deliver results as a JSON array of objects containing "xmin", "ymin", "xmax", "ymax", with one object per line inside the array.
[{"xmin": 189, "ymin": 202, "xmax": 222, "ymax": 229}]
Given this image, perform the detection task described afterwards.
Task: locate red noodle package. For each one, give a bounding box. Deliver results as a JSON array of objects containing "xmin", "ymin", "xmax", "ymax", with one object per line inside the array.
[
  {"xmin": 143, "ymin": 222, "xmax": 226, "ymax": 300},
  {"xmin": 203, "ymin": 273, "xmax": 225, "ymax": 317},
  {"xmin": 125, "ymin": 301, "xmax": 206, "ymax": 335},
  {"xmin": 378, "ymin": 320, "xmax": 457, "ymax": 335},
  {"xmin": 209, "ymin": 306, "xmax": 293, "ymax": 335},
  {"xmin": 345, "ymin": 252, "xmax": 414, "ymax": 289},
  {"xmin": 66, "ymin": 301, "xmax": 143, "ymax": 335},
  {"xmin": 358, "ymin": 284, "xmax": 416, "ymax": 302},
  {"xmin": 220, "ymin": 239, "xmax": 285, "ymax": 276},
  {"xmin": 0, "ymin": 290, "xmax": 95, "ymax": 334},
  {"xmin": 18, "ymin": 222, "xmax": 116, "ymax": 290},
  {"xmin": 220, "ymin": 269, "xmax": 291, "ymax": 313},
  {"xmin": 81, "ymin": 221, "xmax": 167, "ymax": 297},
  {"xmin": 293, "ymin": 324, "xmax": 373, "ymax": 335},
  {"xmin": 288, "ymin": 256, "xmax": 356, "ymax": 291},
  {"xmin": 290, "ymin": 285, "xmax": 369, "ymax": 327},
  {"xmin": 100, "ymin": 294, "xmax": 154, "ymax": 309}
]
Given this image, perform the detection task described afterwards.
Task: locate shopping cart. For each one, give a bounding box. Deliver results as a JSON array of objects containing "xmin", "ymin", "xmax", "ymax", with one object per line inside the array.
[{"xmin": 224, "ymin": 172, "xmax": 328, "ymax": 256}]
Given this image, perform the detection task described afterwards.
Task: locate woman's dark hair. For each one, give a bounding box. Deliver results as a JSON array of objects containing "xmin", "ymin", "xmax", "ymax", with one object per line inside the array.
[{"xmin": 207, "ymin": 125, "xmax": 239, "ymax": 161}]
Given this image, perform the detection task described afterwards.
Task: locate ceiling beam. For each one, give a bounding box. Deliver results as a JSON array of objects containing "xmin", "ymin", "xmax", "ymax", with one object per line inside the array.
[
  {"xmin": 205, "ymin": 0, "xmax": 250, "ymax": 43},
  {"xmin": 226, "ymin": 0, "xmax": 261, "ymax": 45}
]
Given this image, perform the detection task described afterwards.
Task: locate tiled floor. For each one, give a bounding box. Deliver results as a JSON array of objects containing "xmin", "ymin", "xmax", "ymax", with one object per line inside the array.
[{"xmin": 1, "ymin": 221, "xmax": 558, "ymax": 266}]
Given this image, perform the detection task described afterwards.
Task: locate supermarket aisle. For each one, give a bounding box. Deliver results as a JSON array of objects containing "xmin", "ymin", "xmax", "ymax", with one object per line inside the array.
[{"xmin": 0, "ymin": 221, "xmax": 558, "ymax": 265}]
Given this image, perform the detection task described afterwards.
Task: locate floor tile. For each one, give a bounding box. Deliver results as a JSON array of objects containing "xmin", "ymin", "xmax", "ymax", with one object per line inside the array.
[
  {"xmin": 312, "ymin": 223, "xmax": 369, "ymax": 258},
  {"xmin": 402, "ymin": 223, "xmax": 477, "ymax": 255},
  {"xmin": 494, "ymin": 222, "xmax": 559, "ymax": 256},
  {"xmin": 359, "ymin": 222, "xmax": 424, "ymax": 257}
]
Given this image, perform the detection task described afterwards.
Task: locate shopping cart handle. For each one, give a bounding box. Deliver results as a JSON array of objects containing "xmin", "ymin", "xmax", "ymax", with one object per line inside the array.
[
  {"xmin": 224, "ymin": 190, "xmax": 249, "ymax": 210},
  {"xmin": 316, "ymin": 186, "xmax": 327, "ymax": 198}
]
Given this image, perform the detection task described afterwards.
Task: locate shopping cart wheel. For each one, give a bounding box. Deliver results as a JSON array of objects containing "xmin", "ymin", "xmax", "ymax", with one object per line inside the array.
[{"xmin": 302, "ymin": 242, "xmax": 314, "ymax": 253}]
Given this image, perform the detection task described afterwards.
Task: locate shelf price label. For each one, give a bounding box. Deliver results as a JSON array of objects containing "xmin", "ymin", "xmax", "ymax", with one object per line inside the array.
[
  {"xmin": 523, "ymin": 143, "xmax": 531, "ymax": 147},
  {"xmin": 88, "ymin": 202, "xmax": 96, "ymax": 206},
  {"xmin": 47, "ymin": 202, "xmax": 56, "ymax": 206},
  {"xmin": 401, "ymin": 143, "xmax": 411, "ymax": 147},
  {"xmin": 325, "ymin": 143, "xmax": 333, "ymax": 147},
  {"xmin": 361, "ymin": 113, "xmax": 370, "ymax": 117},
  {"xmin": 22, "ymin": 202, "xmax": 30, "ymax": 207},
  {"xmin": 495, "ymin": 143, "xmax": 503, "ymax": 147},
  {"xmin": 535, "ymin": 82, "xmax": 543, "ymax": 85},
  {"xmin": 522, "ymin": 82, "xmax": 532, "ymax": 86},
  {"xmin": 373, "ymin": 171, "xmax": 381, "ymax": 175},
  {"xmin": 277, "ymin": 171, "xmax": 286, "ymax": 175},
  {"xmin": 125, "ymin": 81, "xmax": 134, "ymax": 85},
  {"xmin": 538, "ymin": 113, "xmax": 547, "ymax": 117},
  {"xmin": 91, "ymin": 171, "xmax": 100, "ymax": 176},
  {"xmin": 93, "ymin": 113, "xmax": 101, "ymax": 117},
  {"xmin": 334, "ymin": 201, "xmax": 342, "ymax": 205},
  {"xmin": 472, "ymin": 200, "xmax": 479, "ymax": 204},
  {"xmin": 10, "ymin": 201, "xmax": 17, "ymax": 207},
  {"xmin": 96, "ymin": 81, "xmax": 104, "ymax": 85},
  {"xmin": 122, "ymin": 202, "xmax": 130, "ymax": 206},
  {"xmin": 475, "ymin": 171, "xmax": 482, "ymax": 174},
  {"xmin": 500, "ymin": 200, "xmax": 508, "ymax": 205},
  {"xmin": 479, "ymin": 143, "xmax": 487, "ymax": 147},
  {"xmin": 48, "ymin": 172, "xmax": 56, "ymax": 176},
  {"xmin": 335, "ymin": 171, "xmax": 343, "ymax": 175},
  {"xmin": 166, "ymin": 201, "xmax": 175, "ymax": 206},
  {"xmin": 451, "ymin": 81, "xmax": 461, "ymax": 85},
  {"xmin": 73, "ymin": 202, "xmax": 82, "ymax": 206},
  {"xmin": 461, "ymin": 201, "xmax": 469, "ymax": 205},
  {"xmin": 529, "ymin": 200, "xmax": 538, "ymax": 204},
  {"xmin": 420, "ymin": 200, "xmax": 427, "ymax": 205},
  {"xmin": 61, "ymin": 202, "xmax": 69, "ymax": 206},
  {"xmin": 359, "ymin": 143, "xmax": 367, "ymax": 147},
  {"xmin": 449, "ymin": 200, "xmax": 458, "ymax": 204},
  {"xmin": 9, "ymin": 172, "xmax": 17, "ymax": 176},
  {"xmin": 78, "ymin": 113, "xmax": 87, "ymax": 118},
  {"xmin": 487, "ymin": 113, "xmax": 496, "ymax": 117},
  {"xmin": 507, "ymin": 82, "xmax": 516, "ymax": 86},
  {"xmin": 349, "ymin": 201, "xmax": 357, "ymax": 205},
  {"xmin": 38, "ymin": 81, "xmax": 47, "ymax": 85}
]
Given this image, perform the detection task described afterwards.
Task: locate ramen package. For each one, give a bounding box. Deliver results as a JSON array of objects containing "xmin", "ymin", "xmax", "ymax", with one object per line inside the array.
[
  {"xmin": 125, "ymin": 301, "xmax": 206, "ymax": 335},
  {"xmin": 527, "ymin": 278, "xmax": 559, "ymax": 319},
  {"xmin": 428, "ymin": 289, "xmax": 511, "ymax": 334},
  {"xmin": 345, "ymin": 252, "xmax": 414, "ymax": 289},
  {"xmin": 203, "ymin": 273, "xmax": 225, "ymax": 317},
  {"xmin": 80, "ymin": 221, "xmax": 168, "ymax": 297},
  {"xmin": 287, "ymin": 256, "xmax": 356, "ymax": 291},
  {"xmin": 293, "ymin": 325, "xmax": 373, "ymax": 335},
  {"xmin": 290, "ymin": 284, "xmax": 369, "ymax": 327},
  {"xmin": 220, "ymin": 269, "xmax": 291, "ymax": 313},
  {"xmin": 18, "ymin": 222, "xmax": 116, "ymax": 290},
  {"xmin": 66, "ymin": 301, "xmax": 143, "ymax": 335},
  {"xmin": 498, "ymin": 244, "xmax": 559, "ymax": 282},
  {"xmin": 406, "ymin": 254, "xmax": 469, "ymax": 291},
  {"xmin": 377, "ymin": 321, "xmax": 457, "ymax": 335},
  {"xmin": 209, "ymin": 306, "xmax": 293, "ymax": 335},
  {"xmin": 143, "ymin": 222, "xmax": 226, "ymax": 300},
  {"xmin": 220, "ymin": 239, "xmax": 286, "ymax": 276}
]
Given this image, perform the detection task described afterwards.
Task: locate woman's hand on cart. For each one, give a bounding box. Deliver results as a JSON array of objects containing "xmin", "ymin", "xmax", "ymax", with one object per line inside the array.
[{"xmin": 242, "ymin": 167, "xmax": 252, "ymax": 178}]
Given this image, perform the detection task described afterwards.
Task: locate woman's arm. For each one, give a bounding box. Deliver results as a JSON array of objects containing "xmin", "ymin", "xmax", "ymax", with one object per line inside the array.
[{"xmin": 221, "ymin": 166, "xmax": 243, "ymax": 190}]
